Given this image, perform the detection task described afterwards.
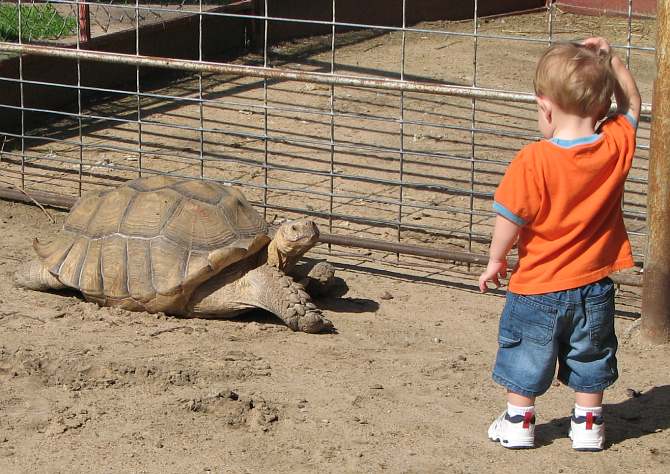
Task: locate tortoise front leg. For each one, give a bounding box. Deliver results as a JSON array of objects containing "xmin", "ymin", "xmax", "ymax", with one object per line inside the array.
[
  {"xmin": 247, "ymin": 265, "xmax": 333, "ymax": 333},
  {"xmin": 14, "ymin": 259, "xmax": 68, "ymax": 291},
  {"xmin": 188, "ymin": 264, "xmax": 333, "ymax": 333}
]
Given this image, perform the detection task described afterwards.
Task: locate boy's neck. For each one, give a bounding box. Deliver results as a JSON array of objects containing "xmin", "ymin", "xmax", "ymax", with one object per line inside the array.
[{"xmin": 550, "ymin": 110, "xmax": 598, "ymax": 140}]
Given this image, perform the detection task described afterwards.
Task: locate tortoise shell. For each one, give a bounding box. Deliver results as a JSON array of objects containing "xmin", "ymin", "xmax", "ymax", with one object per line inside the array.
[{"xmin": 33, "ymin": 175, "xmax": 270, "ymax": 313}]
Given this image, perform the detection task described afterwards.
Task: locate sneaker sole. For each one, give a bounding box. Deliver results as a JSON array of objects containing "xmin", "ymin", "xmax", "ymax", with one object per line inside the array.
[
  {"xmin": 569, "ymin": 431, "xmax": 604, "ymax": 451},
  {"xmin": 489, "ymin": 435, "xmax": 534, "ymax": 449},
  {"xmin": 573, "ymin": 446, "xmax": 604, "ymax": 452}
]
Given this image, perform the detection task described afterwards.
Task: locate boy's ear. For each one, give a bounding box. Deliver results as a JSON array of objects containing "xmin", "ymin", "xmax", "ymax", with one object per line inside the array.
[{"xmin": 536, "ymin": 96, "xmax": 553, "ymax": 123}]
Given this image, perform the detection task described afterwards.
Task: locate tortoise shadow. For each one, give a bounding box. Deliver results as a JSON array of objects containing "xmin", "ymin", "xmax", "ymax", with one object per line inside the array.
[{"xmin": 535, "ymin": 385, "xmax": 670, "ymax": 448}]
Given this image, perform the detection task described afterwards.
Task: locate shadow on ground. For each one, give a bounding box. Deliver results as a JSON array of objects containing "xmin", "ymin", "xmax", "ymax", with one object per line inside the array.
[{"xmin": 536, "ymin": 385, "xmax": 670, "ymax": 448}]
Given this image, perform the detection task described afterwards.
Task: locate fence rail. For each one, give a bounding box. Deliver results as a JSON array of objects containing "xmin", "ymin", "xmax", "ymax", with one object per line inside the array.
[{"xmin": 0, "ymin": 0, "xmax": 655, "ymax": 282}]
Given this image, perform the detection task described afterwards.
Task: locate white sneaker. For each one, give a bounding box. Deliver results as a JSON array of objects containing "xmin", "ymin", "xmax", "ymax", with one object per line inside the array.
[
  {"xmin": 569, "ymin": 410, "xmax": 605, "ymax": 451},
  {"xmin": 488, "ymin": 411, "xmax": 535, "ymax": 449}
]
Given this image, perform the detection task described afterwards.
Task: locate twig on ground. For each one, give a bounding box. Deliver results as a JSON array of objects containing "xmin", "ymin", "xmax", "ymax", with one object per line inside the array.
[
  {"xmin": 150, "ymin": 325, "xmax": 193, "ymax": 337},
  {"xmin": 0, "ymin": 178, "xmax": 56, "ymax": 224},
  {"xmin": 0, "ymin": 135, "xmax": 6, "ymax": 163}
]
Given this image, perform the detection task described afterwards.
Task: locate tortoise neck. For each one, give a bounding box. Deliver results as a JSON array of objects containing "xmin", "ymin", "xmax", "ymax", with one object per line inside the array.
[{"xmin": 266, "ymin": 240, "xmax": 301, "ymax": 273}]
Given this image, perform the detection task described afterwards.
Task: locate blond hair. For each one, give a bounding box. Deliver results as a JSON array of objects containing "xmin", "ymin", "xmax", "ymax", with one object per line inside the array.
[{"xmin": 534, "ymin": 42, "xmax": 615, "ymax": 119}]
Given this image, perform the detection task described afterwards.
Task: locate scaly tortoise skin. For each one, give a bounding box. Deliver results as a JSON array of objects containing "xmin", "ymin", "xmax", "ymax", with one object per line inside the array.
[{"xmin": 14, "ymin": 175, "xmax": 333, "ymax": 333}]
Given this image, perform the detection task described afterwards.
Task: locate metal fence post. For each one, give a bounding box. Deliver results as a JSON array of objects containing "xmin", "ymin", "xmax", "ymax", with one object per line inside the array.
[
  {"xmin": 641, "ymin": 0, "xmax": 670, "ymax": 344},
  {"xmin": 79, "ymin": 3, "xmax": 91, "ymax": 43}
]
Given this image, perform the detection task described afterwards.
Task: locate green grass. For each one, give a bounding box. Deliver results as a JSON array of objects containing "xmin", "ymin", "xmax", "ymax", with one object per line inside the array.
[{"xmin": 0, "ymin": 4, "xmax": 76, "ymax": 42}]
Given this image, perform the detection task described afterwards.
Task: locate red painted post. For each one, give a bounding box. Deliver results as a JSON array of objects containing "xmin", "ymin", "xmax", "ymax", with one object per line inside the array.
[
  {"xmin": 641, "ymin": 0, "xmax": 670, "ymax": 344},
  {"xmin": 79, "ymin": 3, "xmax": 91, "ymax": 43}
]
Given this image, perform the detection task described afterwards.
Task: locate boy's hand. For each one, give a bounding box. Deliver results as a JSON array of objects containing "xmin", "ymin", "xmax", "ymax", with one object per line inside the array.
[
  {"xmin": 582, "ymin": 36, "xmax": 641, "ymax": 122},
  {"xmin": 582, "ymin": 36, "xmax": 611, "ymax": 54},
  {"xmin": 479, "ymin": 259, "xmax": 508, "ymax": 293}
]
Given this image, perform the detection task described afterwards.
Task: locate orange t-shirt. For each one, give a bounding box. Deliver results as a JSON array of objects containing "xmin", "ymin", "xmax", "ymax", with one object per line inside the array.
[{"xmin": 494, "ymin": 114, "xmax": 637, "ymax": 294}]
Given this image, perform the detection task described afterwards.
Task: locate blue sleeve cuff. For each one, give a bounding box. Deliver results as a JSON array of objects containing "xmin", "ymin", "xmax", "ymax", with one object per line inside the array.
[
  {"xmin": 493, "ymin": 201, "xmax": 526, "ymax": 226},
  {"xmin": 624, "ymin": 111, "xmax": 638, "ymax": 129}
]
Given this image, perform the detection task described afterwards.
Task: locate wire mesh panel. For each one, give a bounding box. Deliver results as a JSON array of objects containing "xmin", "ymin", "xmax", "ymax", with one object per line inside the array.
[{"xmin": 0, "ymin": 0, "xmax": 656, "ymax": 271}]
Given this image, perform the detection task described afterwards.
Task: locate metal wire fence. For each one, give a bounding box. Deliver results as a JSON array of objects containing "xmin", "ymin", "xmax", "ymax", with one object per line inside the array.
[{"xmin": 0, "ymin": 0, "xmax": 656, "ymax": 279}]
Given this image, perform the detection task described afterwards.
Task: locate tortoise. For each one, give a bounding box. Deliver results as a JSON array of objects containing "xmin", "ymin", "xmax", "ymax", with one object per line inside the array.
[{"xmin": 14, "ymin": 175, "xmax": 333, "ymax": 333}]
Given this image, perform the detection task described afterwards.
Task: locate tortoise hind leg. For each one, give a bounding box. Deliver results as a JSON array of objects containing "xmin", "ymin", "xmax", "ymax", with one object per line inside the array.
[{"xmin": 14, "ymin": 259, "xmax": 68, "ymax": 291}]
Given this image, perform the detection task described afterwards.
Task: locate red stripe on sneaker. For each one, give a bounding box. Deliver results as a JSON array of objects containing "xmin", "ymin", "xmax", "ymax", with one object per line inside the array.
[
  {"xmin": 523, "ymin": 411, "xmax": 533, "ymax": 429},
  {"xmin": 586, "ymin": 412, "xmax": 593, "ymax": 430}
]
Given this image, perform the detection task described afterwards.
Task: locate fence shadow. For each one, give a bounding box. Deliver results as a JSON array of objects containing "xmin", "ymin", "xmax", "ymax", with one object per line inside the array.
[{"xmin": 536, "ymin": 385, "xmax": 670, "ymax": 448}]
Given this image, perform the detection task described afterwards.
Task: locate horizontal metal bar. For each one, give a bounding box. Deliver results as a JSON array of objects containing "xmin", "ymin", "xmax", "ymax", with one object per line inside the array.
[
  {"xmin": 0, "ymin": 183, "xmax": 641, "ymax": 287},
  {"xmin": 0, "ymin": 44, "xmax": 652, "ymax": 113},
  {"xmin": 0, "ymin": 42, "xmax": 587, "ymax": 106},
  {"xmin": 0, "ymin": 75, "xmax": 541, "ymax": 143},
  {"xmin": 0, "ymin": 102, "xmax": 516, "ymax": 169}
]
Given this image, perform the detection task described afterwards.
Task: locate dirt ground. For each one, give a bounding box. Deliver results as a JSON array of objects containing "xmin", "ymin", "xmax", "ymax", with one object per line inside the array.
[
  {"xmin": 1, "ymin": 9, "xmax": 669, "ymax": 474},
  {"xmin": 1, "ymin": 192, "xmax": 669, "ymax": 474}
]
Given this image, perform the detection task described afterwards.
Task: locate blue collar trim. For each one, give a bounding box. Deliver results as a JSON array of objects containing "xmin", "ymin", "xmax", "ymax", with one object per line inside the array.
[{"xmin": 549, "ymin": 134, "xmax": 601, "ymax": 148}]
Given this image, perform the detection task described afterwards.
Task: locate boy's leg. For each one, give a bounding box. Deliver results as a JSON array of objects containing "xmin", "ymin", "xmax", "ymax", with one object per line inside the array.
[
  {"xmin": 488, "ymin": 390, "xmax": 536, "ymax": 449},
  {"xmin": 489, "ymin": 291, "xmax": 562, "ymax": 449},
  {"xmin": 558, "ymin": 279, "xmax": 617, "ymax": 452},
  {"xmin": 508, "ymin": 391, "xmax": 536, "ymax": 407},
  {"xmin": 570, "ymin": 391, "xmax": 605, "ymax": 451},
  {"xmin": 575, "ymin": 392, "xmax": 603, "ymax": 407}
]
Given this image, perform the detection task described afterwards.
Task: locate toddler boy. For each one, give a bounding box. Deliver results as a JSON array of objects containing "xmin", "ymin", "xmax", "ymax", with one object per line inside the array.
[{"xmin": 479, "ymin": 37, "xmax": 641, "ymax": 451}]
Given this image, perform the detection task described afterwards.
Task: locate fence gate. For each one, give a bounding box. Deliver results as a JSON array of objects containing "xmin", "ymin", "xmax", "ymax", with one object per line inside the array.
[{"xmin": 0, "ymin": 1, "xmax": 656, "ymax": 290}]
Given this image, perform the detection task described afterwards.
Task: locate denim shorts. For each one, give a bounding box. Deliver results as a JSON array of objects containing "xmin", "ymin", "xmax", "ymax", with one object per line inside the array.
[{"xmin": 492, "ymin": 277, "xmax": 618, "ymax": 398}]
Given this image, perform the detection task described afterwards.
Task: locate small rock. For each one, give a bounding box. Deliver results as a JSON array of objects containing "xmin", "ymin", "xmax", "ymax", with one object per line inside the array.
[
  {"xmin": 369, "ymin": 384, "xmax": 384, "ymax": 390},
  {"xmin": 380, "ymin": 291, "xmax": 393, "ymax": 300},
  {"xmin": 625, "ymin": 388, "xmax": 642, "ymax": 398},
  {"xmin": 432, "ymin": 337, "xmax": 442, "ymax": 343}
]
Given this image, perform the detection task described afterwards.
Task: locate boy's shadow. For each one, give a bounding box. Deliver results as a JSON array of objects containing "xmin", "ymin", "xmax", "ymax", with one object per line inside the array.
[{"xmin": 536, "ymin": 385, "xmax": 670, "ymax": 448}]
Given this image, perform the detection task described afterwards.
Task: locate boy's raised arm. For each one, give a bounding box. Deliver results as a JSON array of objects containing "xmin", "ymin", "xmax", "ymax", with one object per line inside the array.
[
  {"xmin": 611, "ymin": 54, "xmax": 642, "ymax": 124},
  {"xmin": 582, "ymin": 37, "xmax": 641, "ymax": 123}
]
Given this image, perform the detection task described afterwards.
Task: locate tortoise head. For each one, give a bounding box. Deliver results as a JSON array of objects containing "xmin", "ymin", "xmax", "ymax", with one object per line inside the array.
[
  {"xmin": 266, "ymin": 219, "xmax": 320, "ymax": 273},
  {"xmin": 274, "ymin": 219, "xmax": 320, "ymax": 257}
]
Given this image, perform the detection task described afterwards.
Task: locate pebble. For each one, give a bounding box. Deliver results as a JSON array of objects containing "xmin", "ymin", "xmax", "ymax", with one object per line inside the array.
[
  {"xmin": 625, "ymin": 388, "xmax": 642, "ymax": 398},
  {"xmin": 369, "ymin": 384, "xmax": 384, "ymax": 390},
  {"xmin": 380, "ymin": 291, "xmax": 393, "ymax": 300}
]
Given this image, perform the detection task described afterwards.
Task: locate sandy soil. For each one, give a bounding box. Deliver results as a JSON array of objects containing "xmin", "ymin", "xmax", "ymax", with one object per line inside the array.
[
  {"xmin": 1, "ymin": 9, "xmax": 669, "ymax": 474},
  {"xmin": 1, "ymin": 193, "xmax": 669, "ymax": 474}
]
